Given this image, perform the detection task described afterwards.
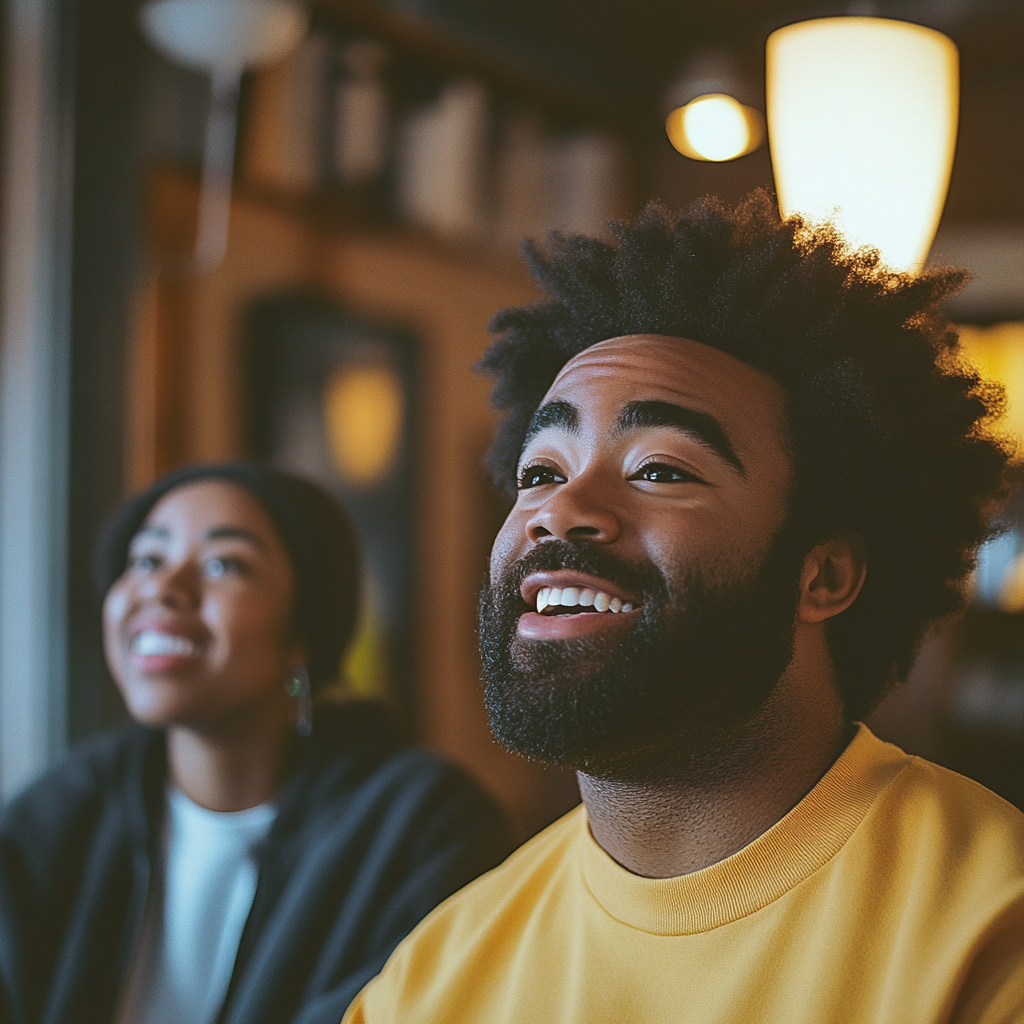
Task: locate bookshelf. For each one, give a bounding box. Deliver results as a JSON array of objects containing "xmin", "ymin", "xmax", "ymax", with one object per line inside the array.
[{"xmin": 234, "ymin": 2, "xmax": 636, "ymax": 255}]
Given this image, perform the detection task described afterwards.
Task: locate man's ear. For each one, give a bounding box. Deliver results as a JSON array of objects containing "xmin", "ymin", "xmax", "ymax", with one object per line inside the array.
[{"xmin": 797, "ymin": 533, "xmax": 867, "ymax": 624}]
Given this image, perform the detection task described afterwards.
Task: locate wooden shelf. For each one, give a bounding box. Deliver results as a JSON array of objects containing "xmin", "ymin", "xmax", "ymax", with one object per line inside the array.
[{"xmin": 146, "ymin": 163, "xmax": 532, "ymax": 277}]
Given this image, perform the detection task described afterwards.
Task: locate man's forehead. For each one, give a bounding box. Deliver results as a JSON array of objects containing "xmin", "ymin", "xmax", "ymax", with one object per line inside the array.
[
  {"xmin": 546, "ymin": 334, "xmax": 781, "ymax": 408},
  {"xmin": 533, "ymin": 334, "xmax": 792, "ymax": 475}
]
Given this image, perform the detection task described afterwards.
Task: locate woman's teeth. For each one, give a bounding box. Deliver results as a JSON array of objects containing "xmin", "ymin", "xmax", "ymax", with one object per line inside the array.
[
  {"xmin": 132, "ymin": 631, "xmax": 197, "ymax": 656},
  {"xmin": 535, "ymin": 587, "xmax": 633, "ymax": 615}
]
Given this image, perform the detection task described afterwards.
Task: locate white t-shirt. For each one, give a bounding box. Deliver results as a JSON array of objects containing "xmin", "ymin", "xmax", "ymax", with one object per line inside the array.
[{"xmin": 117, "ymin": 788, "xmax": 278, "ymax": 1024}]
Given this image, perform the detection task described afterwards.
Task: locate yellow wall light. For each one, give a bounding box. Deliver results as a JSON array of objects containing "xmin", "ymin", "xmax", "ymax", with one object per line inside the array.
[
  {"xmin": 323, "ymin": 364, "xmax": 405, "ymax": 488},
  {"xmin": 957, "ymin": 321, "xmax": 1024, "ymax": 458},
  {"xmin": 766, "ymin": 17, "xmax": 959, "ymax": 273},
  {"xmin": 666, "ymin": 93, "xmax": 764, "ymax": 162}
]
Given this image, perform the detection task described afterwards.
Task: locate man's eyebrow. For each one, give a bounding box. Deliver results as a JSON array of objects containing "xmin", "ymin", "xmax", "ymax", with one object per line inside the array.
[
  {"xmin": 614, "ymin": 400, "xmax": 745, "ymax": 475},
  {"xmin": 522, "ymin": 400, "xmax": 580, "ymax": 448},
  {"xmin": 205, "ymin": 526, "xmax": 268, "ymax": 549}
]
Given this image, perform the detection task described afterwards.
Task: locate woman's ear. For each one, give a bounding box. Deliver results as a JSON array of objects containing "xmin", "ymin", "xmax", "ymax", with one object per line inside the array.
[{"xmin": 797, "ymin": 533, "xmax": 867, "ymax": 624}]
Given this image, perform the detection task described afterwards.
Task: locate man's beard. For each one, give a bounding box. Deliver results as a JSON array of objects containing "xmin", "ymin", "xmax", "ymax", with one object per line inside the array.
[{"xmin": 478, "ymin": 529, "xmax": 805, "ymax": 784}]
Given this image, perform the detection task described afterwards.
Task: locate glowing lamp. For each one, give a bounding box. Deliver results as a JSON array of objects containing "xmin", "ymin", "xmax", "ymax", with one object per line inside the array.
[
  {"xmin": 766, "ymin": 17, "xmax": 958, "ymax": 273},
  {"xmin": 323, "ymin": 365, "xmax": 404, "ymax": 488},
  {"xmin": 666, "ymin": 94, "xmax": 764, "ymax": 162},
  {"xmin": 957, "ymin": 322, "xmax": 1024, "ymax": 455}
]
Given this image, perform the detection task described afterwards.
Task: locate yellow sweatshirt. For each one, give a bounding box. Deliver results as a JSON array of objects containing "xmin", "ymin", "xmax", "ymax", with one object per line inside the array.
[{"xmin": 343, "ymin": 726, "xmax": 1024, "ymax": 1024}]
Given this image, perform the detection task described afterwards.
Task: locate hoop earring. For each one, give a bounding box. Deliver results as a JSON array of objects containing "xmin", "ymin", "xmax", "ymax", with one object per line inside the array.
[{"xmin": 285, "ymin": 667, "xmax": 313, "ymax": 737}]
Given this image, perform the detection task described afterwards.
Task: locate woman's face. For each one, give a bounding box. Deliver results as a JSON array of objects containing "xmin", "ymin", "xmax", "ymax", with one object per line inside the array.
[{"xmin": 103, "ymin": 479, "xmax": 303, "ymax": 730}]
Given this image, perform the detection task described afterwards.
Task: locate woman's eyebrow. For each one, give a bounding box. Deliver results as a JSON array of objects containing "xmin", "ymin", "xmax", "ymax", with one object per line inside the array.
[
  {"xmin": 132, "ymin": 525, "xmax": 170, "ymax": 543},
  {"xmin": 204, "ymin": 526, "xmax": 268, "ymax": 550},
  {"xmin": 613, "ymin": 400, "xmax": 745, "ymax": 475}
]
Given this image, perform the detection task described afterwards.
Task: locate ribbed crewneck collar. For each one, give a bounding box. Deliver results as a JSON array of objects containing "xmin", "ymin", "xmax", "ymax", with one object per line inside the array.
[{"xmin": 579, "ymin": 724, "xmax": 910, "ymax": 935}]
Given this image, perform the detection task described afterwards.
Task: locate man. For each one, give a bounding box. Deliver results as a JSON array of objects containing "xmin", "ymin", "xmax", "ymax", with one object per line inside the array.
[{"xmin": 344, "ymin": 192, "xmax": 1024, "ymax": 1023}]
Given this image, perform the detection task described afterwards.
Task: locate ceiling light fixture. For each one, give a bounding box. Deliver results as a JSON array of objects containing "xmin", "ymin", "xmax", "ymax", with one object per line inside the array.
[
  {"xmin": 666, "ymin": 94, "xmax": 764, "ymax": 162},
  {"xmin": 766, "ymin": 16, "xmax": 959, "ymax": 273},
  {"xmin": 664, "ymin": 52, "xmax": 765, "ymax": 163},
  {"xmin": 139, "ymin": 0, "xmax": 308, "ymax": 270}
]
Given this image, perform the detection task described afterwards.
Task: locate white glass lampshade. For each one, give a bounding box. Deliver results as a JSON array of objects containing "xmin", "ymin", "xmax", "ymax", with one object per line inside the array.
[
  {"xmin": 139, "ymin": 0, "xmax": 307, "ymax": 78},
  {"xmin": 139, "ymin": 0, "xmax": 308, "ymax": 270},
  {"xmin": 766, "ymin": 17, "xmax": 958, "ymax": 273}
]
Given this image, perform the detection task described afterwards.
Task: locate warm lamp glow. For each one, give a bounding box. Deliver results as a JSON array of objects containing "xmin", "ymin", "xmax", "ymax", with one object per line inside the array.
[
  {"xmin": 666, "ymin": 94, "xmax": 764, "ymax": 162},
  {"xmin": 957, "ymin": 322, "xmax": 1024, "ymax": 457},
  {"xmin": 766, "ymin": 17, "xmax": 958, "ymax": 273},
  {"xmin": 323, "ymin": 365, "xmax": 404, "ymax": 487}
]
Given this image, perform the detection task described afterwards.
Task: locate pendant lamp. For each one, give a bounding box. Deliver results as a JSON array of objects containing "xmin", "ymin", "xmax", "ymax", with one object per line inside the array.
[
  {"xmin": 139, "ymin": 0, "xmax": 308, "ymax": 270},
  {"xmin": 766, "ymin": 17, "xmax": 958, "ymax": 273}
]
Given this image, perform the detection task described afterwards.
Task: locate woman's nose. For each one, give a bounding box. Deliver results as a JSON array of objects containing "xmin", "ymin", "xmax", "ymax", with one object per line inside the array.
[
  {"xmin": 144, "ymin": 560, "xmax": 200, "ymax": 610},
  {"xmin": 525, "ymin": 474, "xmax": 621, "ymax": 545}
]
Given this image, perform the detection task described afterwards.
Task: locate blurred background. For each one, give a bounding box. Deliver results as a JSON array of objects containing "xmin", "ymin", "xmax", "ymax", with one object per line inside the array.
[{"xmin": 1, "ymin": 0, "xmax": 1021, "ymax": 838}]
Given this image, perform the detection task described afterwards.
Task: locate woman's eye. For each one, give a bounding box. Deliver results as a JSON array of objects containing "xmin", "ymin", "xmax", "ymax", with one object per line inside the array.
[
  {"xmin": 130, "ymin": 553, "xmax": 160, "ymax": 572},
  {"xmin": 204, "ymin": 556, "xmax": 246, "ymax": 578},
  {"xmin": 631, "ymin": 462, "xmax": 699, "ymax": 484},
  {"xmin": 518, "ymin": 464, "xmax": 567, "ymax": 489}
]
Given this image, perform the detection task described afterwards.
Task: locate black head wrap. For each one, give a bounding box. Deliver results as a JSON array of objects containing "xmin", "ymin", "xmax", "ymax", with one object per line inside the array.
[{"xmin": 94, "ymin": 463, "xmax": 361, "ymax": 690}]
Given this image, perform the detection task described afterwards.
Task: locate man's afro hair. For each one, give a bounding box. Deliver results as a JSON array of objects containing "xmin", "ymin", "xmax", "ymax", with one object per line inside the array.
[{"xmin": 478, "ymin": 189, "xmax": 1010, "ymax": 721}]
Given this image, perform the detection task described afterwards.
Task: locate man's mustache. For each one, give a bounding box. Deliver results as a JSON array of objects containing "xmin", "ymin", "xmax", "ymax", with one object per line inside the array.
[{"xmin": 493, "ymin": 541, "xmax": 668, "ymax": 606}]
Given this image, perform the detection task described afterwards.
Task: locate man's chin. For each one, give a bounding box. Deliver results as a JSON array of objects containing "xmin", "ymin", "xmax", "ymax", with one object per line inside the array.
[
  {"xmin": 487, "ymin": 681, "xmax": 780, "ymax": 786},
  {"xmin": 508, "ymin": 631, "xmax": 624, "ymax": 677},
  {"xmin": 484, "ymin": 635, "xmax": 788, "ymax": 782},
  {"xmin": 484, "ymin": 663, "xmax": 687, "ymax": 772},
  {"xmin": 487, "ymin": 700, "xmax": 709, "ymax": 781}
]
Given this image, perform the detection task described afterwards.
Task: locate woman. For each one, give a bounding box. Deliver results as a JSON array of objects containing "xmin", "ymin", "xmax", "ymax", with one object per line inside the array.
[{"xmin": 0, "ymin": 463, "xmax": 512, "ymax": 1024}]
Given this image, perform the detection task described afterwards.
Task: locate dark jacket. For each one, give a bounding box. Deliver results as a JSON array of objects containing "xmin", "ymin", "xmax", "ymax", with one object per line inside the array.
[{"xmin": 0, "ymin": 701, "xmax": 514, "ymax": 1024}]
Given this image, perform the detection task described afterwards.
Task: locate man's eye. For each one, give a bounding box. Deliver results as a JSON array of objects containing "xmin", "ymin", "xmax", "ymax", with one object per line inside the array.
[
  {"xmin": 518, "ymin": 464, "xmax": 567, "ymax": 489},
  {"xmin": 130, "ymin": 553, "xmax": 160, "ymax": 572},
  {"xmin": 631, "ymin": 462, "xmax": 699, "ymax": 484}
]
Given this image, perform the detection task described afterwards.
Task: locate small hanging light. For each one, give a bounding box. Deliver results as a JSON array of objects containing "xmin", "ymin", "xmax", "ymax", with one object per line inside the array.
[
  {"xmin": 139, "ymin": 0, "xmax": 308, "ymax": 270},
  {"xmin": 766, "ymin": 17, "xmax": 959, "ymax": 273},
  {"xmin": 666, "ymin": 94, "xmax": 764, "ymax": 162},
  {"xmin": 663, "ymin": 51, "xmax": 765, "ymax": 163}
]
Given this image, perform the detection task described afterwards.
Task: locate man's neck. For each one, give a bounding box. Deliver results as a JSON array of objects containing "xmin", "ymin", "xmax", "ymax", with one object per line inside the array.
[{"xmin": 578, "ymin": 660, "xmax": 848, "ymax": 879}]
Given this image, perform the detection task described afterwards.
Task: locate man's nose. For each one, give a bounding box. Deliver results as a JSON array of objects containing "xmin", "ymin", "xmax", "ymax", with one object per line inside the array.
[{"xmin": 525, "ymin": 472, "xmax": 621, "ymax": 544}]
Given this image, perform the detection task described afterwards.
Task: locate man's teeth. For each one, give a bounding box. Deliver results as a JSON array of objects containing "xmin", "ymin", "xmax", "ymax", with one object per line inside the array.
[
  {"xmin": 132, "ymin": 631, "xmax": 196, "ymax": 657},
  {"xmin": 535, "ymin": 587, "xmax": 633, "ymax": 615}
]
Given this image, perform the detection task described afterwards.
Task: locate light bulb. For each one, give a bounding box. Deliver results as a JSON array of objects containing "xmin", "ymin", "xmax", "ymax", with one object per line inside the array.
[
  {"xmin": 666, "ymin": 94, "xmax": 764, "ymax": 162},
  {"xmin": 684, "ymin": 95, "xmax": 748, "ymax": 161}
]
